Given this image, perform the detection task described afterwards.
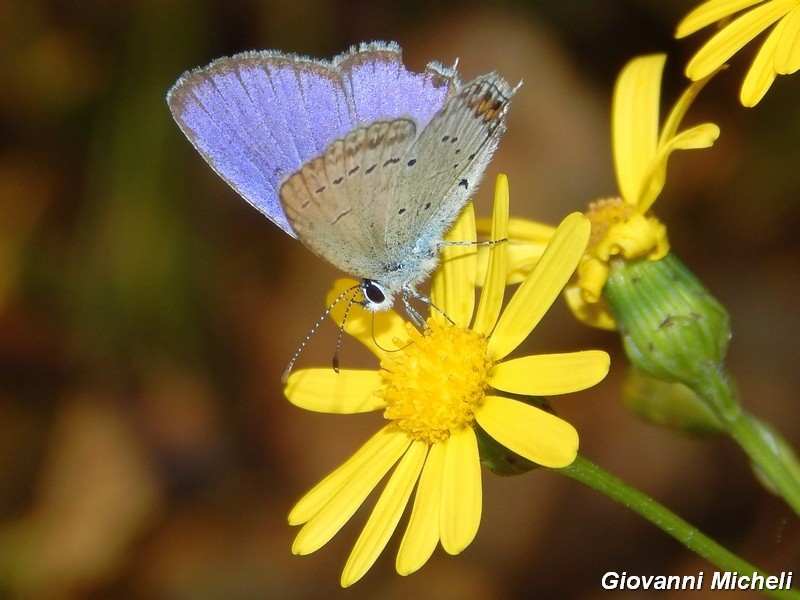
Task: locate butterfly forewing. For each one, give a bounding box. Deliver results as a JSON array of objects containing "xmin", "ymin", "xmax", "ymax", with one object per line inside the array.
[
  {"xmin": 167, "ymin": 42, "xmax": 461, "ymax": 239},
  {"xmin": 336, "ymin": 43, "xmax": 459, "ymax": 127},
  {"xmin": 167, "ymin": 55, "xmax": 355, "ymax": 237},
  {"xmin": 383, "ymin": 72, "xmax": 516, "ymax": 262}
]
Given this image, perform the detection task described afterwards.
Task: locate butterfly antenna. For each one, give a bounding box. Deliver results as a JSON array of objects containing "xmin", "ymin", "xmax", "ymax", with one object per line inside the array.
[
  {"xmin": 281, "ymin": 285, "xmax": 359, "ymax": 383},
  {"xmin": 332, "ymin": 294, "xmax": 358, "ymax": 373}
]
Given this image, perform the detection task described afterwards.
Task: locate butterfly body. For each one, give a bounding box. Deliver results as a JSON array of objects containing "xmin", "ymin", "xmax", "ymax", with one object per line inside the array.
[{"xmin": 167, "ymin": 41, "xmax": 516, "ymax": 312}]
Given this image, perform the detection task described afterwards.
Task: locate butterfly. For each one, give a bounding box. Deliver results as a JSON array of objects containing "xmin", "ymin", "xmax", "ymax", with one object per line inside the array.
[{"xmin": 167, "ymin": 41, "xmax": 515, "ymax": 318}]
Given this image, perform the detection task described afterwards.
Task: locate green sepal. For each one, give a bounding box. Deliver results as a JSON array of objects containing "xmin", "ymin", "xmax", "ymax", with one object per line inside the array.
[{"xmin": 622, "ymin": 367, "xmax": 724, "ymax": 435}]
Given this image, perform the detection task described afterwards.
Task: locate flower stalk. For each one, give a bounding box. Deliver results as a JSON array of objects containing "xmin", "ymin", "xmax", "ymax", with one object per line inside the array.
[
  {"xmin": 605, "ymin": 253, "xmax": 800, "ymax": 515},
  {"xmin": 561, "ymin": 456, "xmax": 800, "ymax": 600},
  {"xmin": 695, "ymin": 366, "xmax": 800, "ymax": 517}
]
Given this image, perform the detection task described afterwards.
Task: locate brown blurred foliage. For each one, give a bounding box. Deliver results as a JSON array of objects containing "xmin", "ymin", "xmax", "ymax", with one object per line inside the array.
[{"xmin": 0, "ymin": 0, "xmax": 798, "ymax": 598}]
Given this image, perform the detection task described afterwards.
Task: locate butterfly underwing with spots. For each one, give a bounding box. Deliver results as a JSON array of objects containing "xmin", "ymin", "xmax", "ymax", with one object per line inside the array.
[{"xmin": 167, "ymin": 41, "xmax": 516, "ymax": 313}]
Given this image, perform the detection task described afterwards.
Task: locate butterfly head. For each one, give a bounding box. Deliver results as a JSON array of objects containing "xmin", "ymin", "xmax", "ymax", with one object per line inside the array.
[{"xmin": 359, "ymin": 279, "xmax": 394, "ymax": 312}]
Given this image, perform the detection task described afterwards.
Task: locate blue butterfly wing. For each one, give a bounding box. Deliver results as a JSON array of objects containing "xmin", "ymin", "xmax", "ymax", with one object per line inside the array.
[
  {"xmin": 336, "ymin": 42, "xmax": 458, "ymax": 127},
  {"xmin": 167, "ymin": 53, "xmax": 352, "ymax": 237},
  {"xmin": 167, "ymin": 42, "xmax": 460, "ymax": 240}
]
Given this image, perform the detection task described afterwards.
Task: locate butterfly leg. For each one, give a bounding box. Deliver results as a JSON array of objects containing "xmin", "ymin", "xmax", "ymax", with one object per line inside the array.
[
  {"xmin": 401, "ymin": 289, "xmax": 428, "ymax": 330},
  {"xmin": 438, "ymin": 238, "xmax": 508, "ymax": 249},
  {"xmin": 401, "ymin": 286, "xmax": 455, "ymax": 330}
]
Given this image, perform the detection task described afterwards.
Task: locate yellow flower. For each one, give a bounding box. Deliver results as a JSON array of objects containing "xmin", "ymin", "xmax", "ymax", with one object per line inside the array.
[
  {"xmin": 284, "ymin": 175, "xmax": 610, "ymax": 586},
  {"xmin": 474, "ymin": 215, "xmax": 553, "ymax": 285},
  {"xmin": 676, "ymin": 0, "xmax": 800, "ymax": 106},
  {"xmin": 564, "ymin": 54, "xmax": 720, "ymax": 330}
]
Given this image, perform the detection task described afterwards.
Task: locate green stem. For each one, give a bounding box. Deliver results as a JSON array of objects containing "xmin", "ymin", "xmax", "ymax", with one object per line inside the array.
[
  {"xmin": 694, "ymin": 366, "xmax": 800, "ymax": 517},
  {"xmin": 605, "ymin": 254, "xmax": 800, "ymax": 516},
  {"xmin": 559, "ymin": 456, "xmax": 799, "ymax": 600}
]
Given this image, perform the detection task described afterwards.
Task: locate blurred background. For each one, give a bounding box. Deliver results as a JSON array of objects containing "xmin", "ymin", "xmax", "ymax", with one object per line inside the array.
[{"xmin": 1, "ymin": 0, "xmax": 799, "ymax": 597}]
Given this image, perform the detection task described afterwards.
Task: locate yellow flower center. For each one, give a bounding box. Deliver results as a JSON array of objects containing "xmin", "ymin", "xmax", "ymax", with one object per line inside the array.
[
  {"xmin": 563, "ymin": 197, "xmax": 672, "ymax": 330},
  {"xmin": 584, "ymin": 197, "xmax": 669, "ymax": 262},
  {"xmin": 377, "ymin": 319, "xmax": 492, "ymax": 445},
  {"xmin": 585, "ymin": 197, "xmax": 636, "ymax": 255}
]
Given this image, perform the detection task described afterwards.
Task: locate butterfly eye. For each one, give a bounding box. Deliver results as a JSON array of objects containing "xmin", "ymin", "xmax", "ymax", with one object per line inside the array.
[{"xmin": 361, "ymin": 279, "xmax": 391, "ymax": 311}]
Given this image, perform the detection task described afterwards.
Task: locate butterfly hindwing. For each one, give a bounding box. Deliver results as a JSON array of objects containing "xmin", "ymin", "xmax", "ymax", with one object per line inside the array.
[
  {"xmin": 280, "ymin": 72, "xmax": 515, "ymax": 291},
  {"xmin": 280, "ymin": 119, "xmax": 418, "ymax": 280}
]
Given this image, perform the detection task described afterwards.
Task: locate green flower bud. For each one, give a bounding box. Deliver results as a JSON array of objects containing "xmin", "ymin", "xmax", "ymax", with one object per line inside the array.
[
  {"xmin": 622, "ymin": 368, "xmax": 723, "ymax": 435},
  {"xmin": 604, "ymin": 252, "xmax": 731, "ymax": 388}
]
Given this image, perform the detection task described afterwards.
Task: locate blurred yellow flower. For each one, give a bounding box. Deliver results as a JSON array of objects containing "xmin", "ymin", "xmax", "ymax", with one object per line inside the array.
[
  {"xmin": 676, "ymin": 0, "xmax": 800, "ymax": 106},
  {"xmin": 564, "ymin": 55, "xmax": 720, "ymax": 329},
  {"xmin": 284, "ymin": 176, "xmax": 609, "ymax": 586}
]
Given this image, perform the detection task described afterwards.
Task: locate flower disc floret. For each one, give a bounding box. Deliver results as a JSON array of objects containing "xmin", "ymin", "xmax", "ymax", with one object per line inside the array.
[{"xmin": 379, "ymin": 320, "xmax": 492, "ymax": 444}]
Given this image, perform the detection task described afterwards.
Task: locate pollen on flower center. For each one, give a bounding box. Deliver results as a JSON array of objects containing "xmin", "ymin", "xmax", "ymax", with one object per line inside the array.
[
  {"xmin": 377, "ymin": 319, "xmax": 492, "ymax": 445},
  {"xmin": 583, "ymin": 196, "xmax": 669, "ymax": 263},
  {"xmin": 585, "ymin": 197, "xmax": 635, "ymax": 253}
]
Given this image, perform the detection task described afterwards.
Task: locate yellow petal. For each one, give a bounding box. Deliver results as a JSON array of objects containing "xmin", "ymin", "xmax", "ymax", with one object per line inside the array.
[
  {"xmin": 775, "ymin": 6, "xmax": 800, "ymax": 73},
  {"xmin": 476, "ymin": 241, "xmax": 548, "ymax": 286},
  {"xmin": 341, "ymin": 441, "xmax": 427, "ymax": 587},
  {"xmin": 684, "ymin": 0, "xmax": 796, "ymax": 80},
  {"xmin": 563, "ymin": 283, "xmax": 619, "ymax": 331},
  {"xmin": 476, "ymin": 217, "xmax": 553, "ymax": 286},
  {"xmin": 440, "ymin": 427, "xmax": 481, "ymax": 554},
  {"xmin": 396, "ymin": 442, "xmax": 445, "ymax": 576},
  {"xmin": 638, "ymin": 123, "xmax": 721, "ymax": 212},
  {"xmin": 658, "ymin": 69, "xmax": 717, "ymax": 150},
  {"xmin": 291, "ymin": 434, "xmax": 411, "ymax": 556},
  {"xmin": 285, "ymin": 368, "xmax": 385, "ymax": 413},
  {"xmin": 475, "ymin": 395, "xmax": 579, "ymax": 468},
  {"xmin": 327, "ymin": 279, "xmax": 407, "ymax": 357},
  {"xmin": 489, "ymin": 213, "xmax": 590, "ymax": 360},
  {"xmin": 613, "ymin": 55, "xmax": 665, "ymax": 205},
  {"xmin": 473, "ymin": 174, "xmax": 510, "ymax": 336},
  {"xmin": 676, "ymin": 0, "xmax": 765, "ymax": 37},
  {"xmin": 574, "ymin": 254, "xmax": 611, "ymax": 301},
  {"xmin": 431, "ymin": 204, "xmax": 477, "ymax": 328},
  {"xmin": 289, "ymin": 427, "xmax": 407, "ymax": 527},
  {"xmin": 489, "ymin": 351, "xmax": 610, "ymax": 396},
  {"xmin": 741, "ymin": 13, "xmax": 784, "ymax": 104},
  {"xmin": 476, "ymin": 216, "xmax": 556, "ymax": 241}
]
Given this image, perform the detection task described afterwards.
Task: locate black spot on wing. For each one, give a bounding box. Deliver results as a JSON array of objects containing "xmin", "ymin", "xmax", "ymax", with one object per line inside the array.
[{"xmin": 332, "ymin": 208, "xmax": 352, "ymax": 225}]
